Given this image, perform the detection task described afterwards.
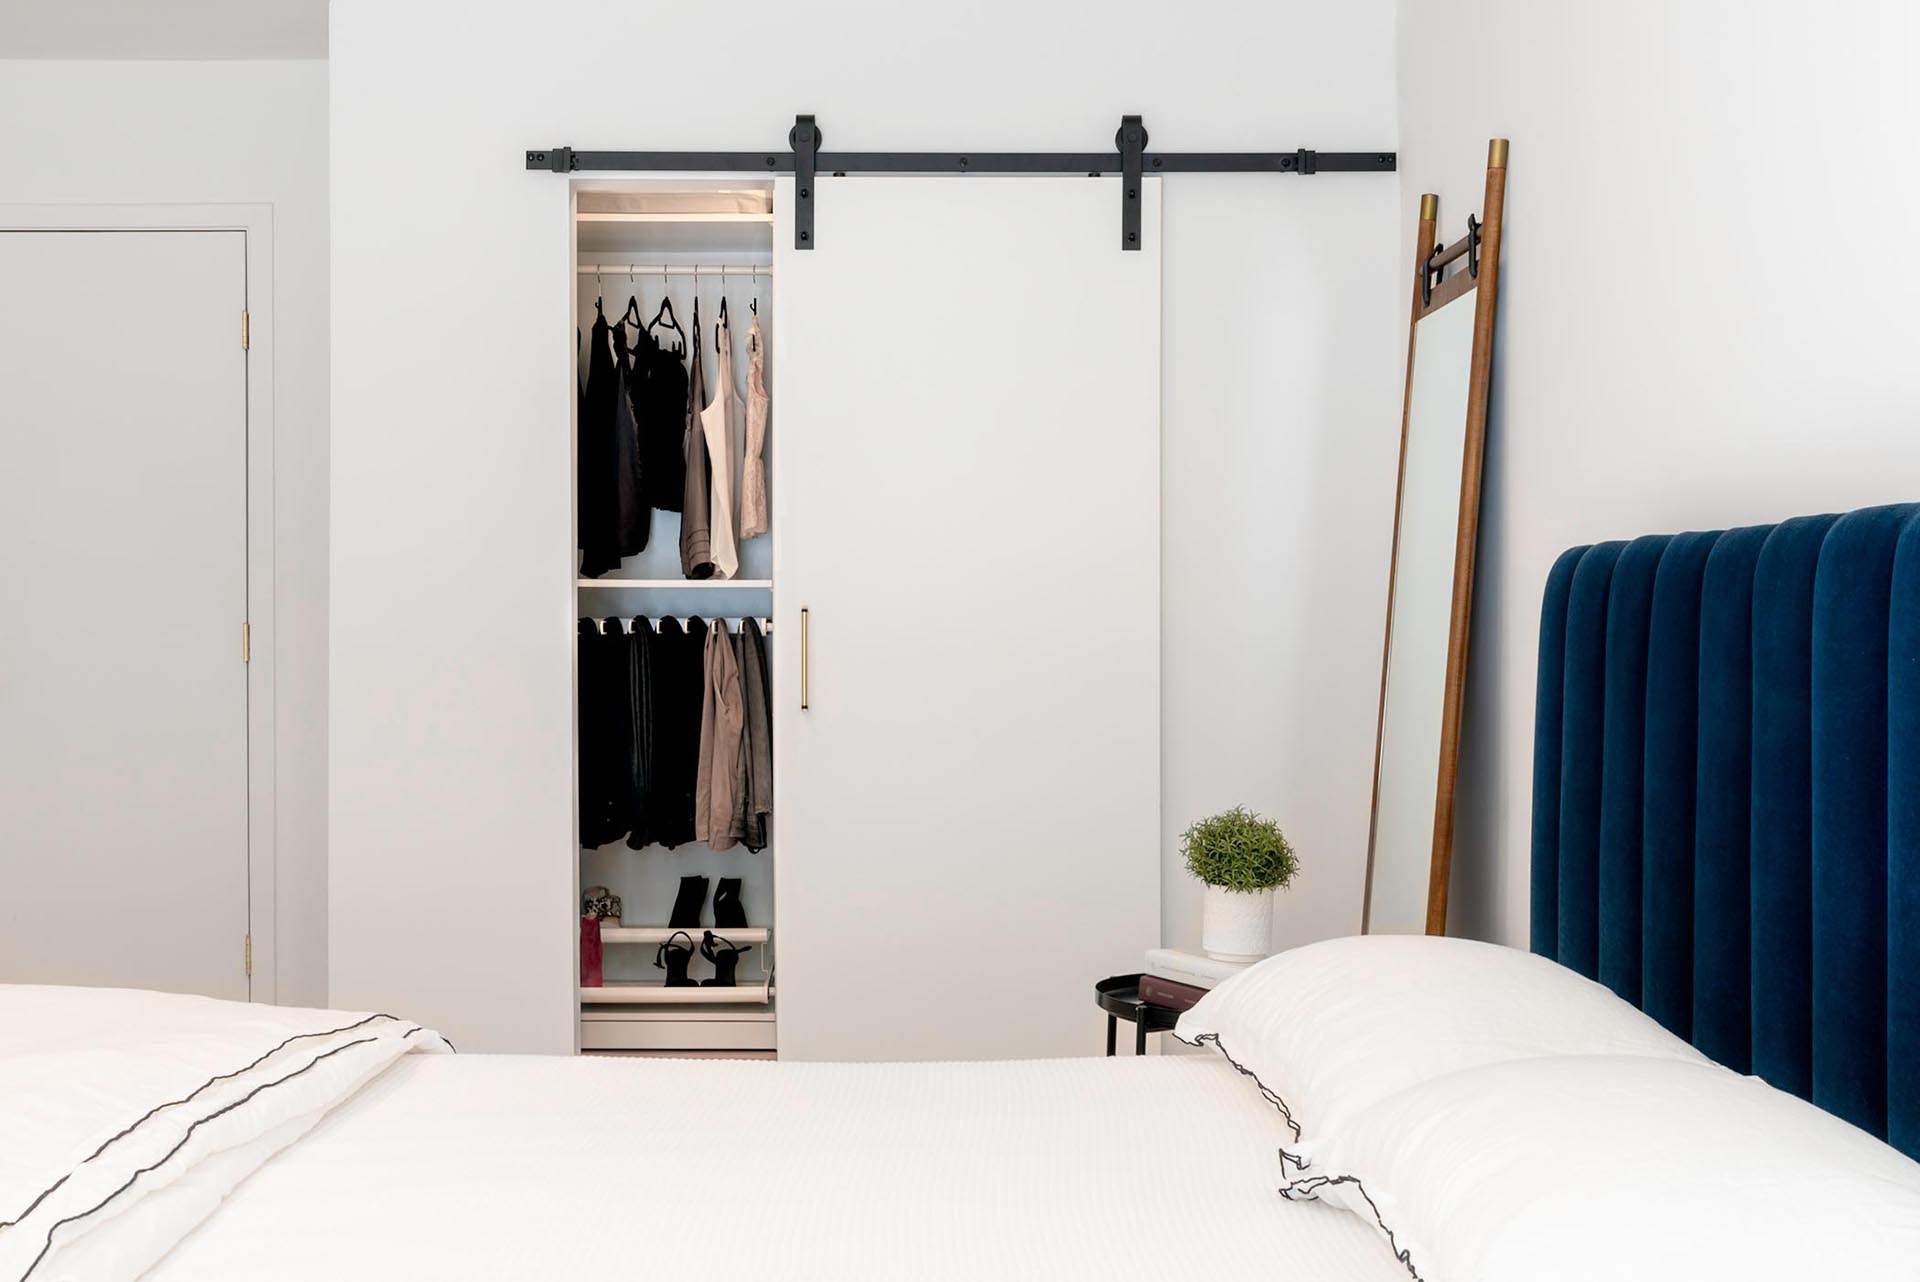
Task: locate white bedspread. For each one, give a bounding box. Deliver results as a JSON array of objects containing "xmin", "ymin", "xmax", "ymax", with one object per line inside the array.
[
  {"xmin": 150, "ymin": 1053, "xmax": 1405, "ymax": 1282},
  {"xmin": 0, "ymin": 986, "xmax": 446, "ymax": 1282}
]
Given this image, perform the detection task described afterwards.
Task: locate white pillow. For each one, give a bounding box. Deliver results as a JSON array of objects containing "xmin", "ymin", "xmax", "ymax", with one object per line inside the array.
[
  {"xmin": 1173, "ymin": 935, "xmax": 1704, "ymax": 1138},
  {"xmin": 1281, "ymin": 1054, "xmax": 1920, "ymax": 1282}
]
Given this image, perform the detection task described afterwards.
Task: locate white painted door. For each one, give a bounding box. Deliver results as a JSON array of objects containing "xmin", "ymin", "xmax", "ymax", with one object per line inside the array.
[
  {"xmin": 773, "ymin": 177, "xmax": 1162, "ymax": 1060},
  {"xmin": 0, "ymin": 230, "xmax": 251, "ymax": 1000}
]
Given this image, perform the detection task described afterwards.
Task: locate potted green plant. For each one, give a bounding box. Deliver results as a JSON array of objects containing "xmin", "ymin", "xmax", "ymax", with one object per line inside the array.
[{"xmin": 1181, "ymin": 807, "xmax": 1299, "ymax": 962}]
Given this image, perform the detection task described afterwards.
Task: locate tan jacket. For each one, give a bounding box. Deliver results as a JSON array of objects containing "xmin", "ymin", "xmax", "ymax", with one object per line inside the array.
[{"xmin": 693, "ymin": 621, "xmax": 745, "ymax": 850}]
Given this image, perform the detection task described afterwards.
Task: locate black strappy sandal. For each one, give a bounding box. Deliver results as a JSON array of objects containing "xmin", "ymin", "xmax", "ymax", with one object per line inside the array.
[
  {"xmin": 699, "ymin": 930, "xmax": 752, "ymax": 987},
  {"xmin": 654, "ymin": 930, "xmax": 696, "ymax": 987}
]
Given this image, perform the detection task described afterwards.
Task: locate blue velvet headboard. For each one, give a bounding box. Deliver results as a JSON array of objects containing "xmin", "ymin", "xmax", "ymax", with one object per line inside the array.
[{"xmin": 1531, "ymin": 503, "xmax": 1920, "ymax": 1158}]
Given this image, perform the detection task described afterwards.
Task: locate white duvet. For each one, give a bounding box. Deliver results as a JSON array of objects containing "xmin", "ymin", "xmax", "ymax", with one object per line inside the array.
[
  {"xmin": 0, "ymin": 986, "xmax": 447, "ymax": 1282},
  {"xmin": 153, "ymin": 1053, "xmax": 1402, "ymax": 1282},
  {"xmin": 2, "ymin": 985, "xmax": 1405, "ymax": 1282}
]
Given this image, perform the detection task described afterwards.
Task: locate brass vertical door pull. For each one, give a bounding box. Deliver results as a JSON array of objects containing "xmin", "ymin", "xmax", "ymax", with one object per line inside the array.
[{"xmin": 800, "ymin": 607, "xmax": 810, "ymax": 710}]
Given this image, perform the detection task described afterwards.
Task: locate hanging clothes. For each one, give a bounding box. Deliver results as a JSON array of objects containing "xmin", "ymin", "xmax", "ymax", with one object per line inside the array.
[
  {"xmin": 645, "ymin": 617, "xmax": 706, "ymax": 849},
  {"xmin": 578, "ymin": 309, "xmax": 620, "ymax": 578},
  {"xmin": 734, "ymin": 619, "xmax": 773, "ymax": 852},
  {"xmin": 619, "ymin": 616, "xmax": 655, "ymax": 850},
  {"xmin": 577, "ymin": 618, "xmax": 632, "ymax": 847},
  {"xmin": 739, "ymin": 315, "xmax": 771, "ymax": 540},
  {"xmin": 635, "ymin": 320, "xmax": 688, "ymax": 515},
  {"xmin": 679, "ymin": 302, "xmax": 717, "ymax": 580},
  {"xmin": 578, "ymin": 309, "xmax": 647, "ymax": 577},
  {"xmin": 694, "ymin": 620, "xmax": 745, "ymax": 851},
  {"xmin": 609, "ymin": 323, "xmax": 649, "ymax": 557},
  {"xmin": 700, "ymin": 307, "xmax": 744, "ymax": 579}
]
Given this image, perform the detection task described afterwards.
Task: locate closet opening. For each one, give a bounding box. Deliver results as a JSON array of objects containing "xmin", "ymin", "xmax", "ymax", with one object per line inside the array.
[{"xmin": 573, "ymin": 179, "xmax": 777, "ymax": 1057}]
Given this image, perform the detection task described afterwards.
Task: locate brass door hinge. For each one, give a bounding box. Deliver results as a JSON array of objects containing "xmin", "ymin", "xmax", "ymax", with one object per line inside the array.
[
  {"xmin": 245, "ymin": 933, "xmax": 253, "ymax": 978},
  {"xmin": 241, "ymin": 621, "xmax": 251, "ymax": 663},
  {"xmin": 241, "ymin": 310, "xmax": 250, "ymax": 350}
]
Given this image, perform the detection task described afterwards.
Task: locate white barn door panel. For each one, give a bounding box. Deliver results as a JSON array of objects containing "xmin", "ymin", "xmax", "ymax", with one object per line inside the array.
[
  {"xmin": 773, "ymin": 177, "xmax": 1162, "ymax": 1061},
  {"xmin": 0, "ymin": 230, "xmax": 251, "ymax": 1000}
]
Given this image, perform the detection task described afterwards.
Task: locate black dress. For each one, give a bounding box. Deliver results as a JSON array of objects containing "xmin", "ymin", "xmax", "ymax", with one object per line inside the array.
[
  {"xmin": 578, "ymin": 312, "xmax": 648, "ymax": 576},
  {"xmin": 609, "ymin": 324, "xmax": 650, "ymax": 558},
  {"xmin": 634, "ymin": 328, "xmax": 689, "ymax": 515}
]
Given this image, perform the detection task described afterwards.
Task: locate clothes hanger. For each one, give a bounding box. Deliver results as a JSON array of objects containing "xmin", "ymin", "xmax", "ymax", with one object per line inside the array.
[
  {"xmin": 750, "ymin": 264, "xmax": 760, "ymax": 317},
  {"xmin": 619, "ymin": 263, "xmax": 646, "ymax": 333},
  {"xmin": 647, "ymin": 281, "xmax": 685, "ymax": 351}
]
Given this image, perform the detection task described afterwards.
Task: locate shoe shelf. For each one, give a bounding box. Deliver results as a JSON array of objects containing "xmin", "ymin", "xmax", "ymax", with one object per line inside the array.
[
  {"xmin": 598, "ymin": 925, "xmax": 770, "ymax": 945},
  {"xmin": 580, "ymin": 981, "xmax": 773, "ymax": 1006},
  {"xmin": 579, "ymin": 1002, "xmax": 775, "ymax": 1024},
  {"xmin": 576, "ymin": 578, "xmax": 773, "ymax": 589}
]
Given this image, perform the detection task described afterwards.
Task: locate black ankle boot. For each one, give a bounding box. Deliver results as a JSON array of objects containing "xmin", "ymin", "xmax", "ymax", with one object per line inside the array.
[
  {"xmin": 668, "ymin": 875, "xmax": 710, "ymax": 929},
  {"xmin": 700, "ymin": 930, "xmax": 752, "ymax": 987},
  {"xmin": 654, "ymin": 930, "xmax": 696, "ymax": 987},
  {"xmin": 712, "ymin": 878, "xmax": 747, "ymax": 929}
]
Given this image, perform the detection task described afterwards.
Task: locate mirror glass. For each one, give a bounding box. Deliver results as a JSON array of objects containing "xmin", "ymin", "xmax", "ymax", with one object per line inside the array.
[{"xmin": 1366, "ymin": 293, "xmax": 1476, "ymax": 934}]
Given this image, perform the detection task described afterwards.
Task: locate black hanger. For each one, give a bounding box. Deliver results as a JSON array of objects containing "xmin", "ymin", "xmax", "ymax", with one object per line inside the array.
[
  {"xmin": 621, "ymin": 294, "xmax": 645, "ymax": 329},
  {"xmin": 647, "ymin": 293, "xmax": 685, "ymax": 351}
]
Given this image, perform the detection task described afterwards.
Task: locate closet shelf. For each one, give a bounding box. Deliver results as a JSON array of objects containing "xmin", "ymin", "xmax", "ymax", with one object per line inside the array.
[
  {"xmin": 575, "ymin": 214, "xmax": 773, "ymax": 255},
  {"xmin": 576, "ymin": 212, "xmax": 774, "ymax": 226},
  {"xmin": 580, "ymin": 982, "xmax": 773, "ymax": 1006},
  {"xmin": 577, "ymin": 578, "xmax": 773, "ymax": 589},
  {"xmin": 579, "ymin": 1003, "xmax": 776, "ymax": 1024},
  {"xmin": 599, "ymin": 925, "xmax": 770, "ymax": 945}
]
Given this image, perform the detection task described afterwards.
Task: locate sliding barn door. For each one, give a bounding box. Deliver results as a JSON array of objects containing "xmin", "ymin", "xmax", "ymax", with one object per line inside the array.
[{"xmin": 773, "ymin": 177, "xmax": 1161, "ymax": 1060}]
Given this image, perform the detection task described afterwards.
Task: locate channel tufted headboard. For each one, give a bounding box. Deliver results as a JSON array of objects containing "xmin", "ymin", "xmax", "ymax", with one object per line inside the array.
[{"xmin": 1531, "ymin": 503, "xmax": 1920, "ymax": 1158}]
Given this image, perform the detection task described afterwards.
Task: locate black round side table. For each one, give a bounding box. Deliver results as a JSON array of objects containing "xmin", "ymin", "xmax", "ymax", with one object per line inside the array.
[{"xmin": 1095, "ymin": 973, "xmax": 1182, "ymax": 1056}]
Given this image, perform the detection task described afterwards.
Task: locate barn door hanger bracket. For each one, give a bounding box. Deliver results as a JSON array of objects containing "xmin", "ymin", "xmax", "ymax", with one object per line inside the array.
[
  {"xmin": 526, "ymin": 115, "xmax": 1397, "ymax": 252},
  {"xmin": 1118, "ymin": 115, "xmax": 1146, "ymax": 250},
  {"xmin": 790, "ymin": 114, "xmax": 819, "ymax": 249}
]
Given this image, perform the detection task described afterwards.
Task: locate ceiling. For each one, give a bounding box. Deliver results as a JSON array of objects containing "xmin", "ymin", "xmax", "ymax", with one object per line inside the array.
[{"xmin": 0, "ymin": 0, "xmax": 327, "ymax": 59}]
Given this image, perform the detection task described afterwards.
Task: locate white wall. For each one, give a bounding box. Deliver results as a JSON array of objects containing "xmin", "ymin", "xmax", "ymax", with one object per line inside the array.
[
  {"xmin": 1397, "ymin": 3, "xmax": 1920, "ymax": 947},
  {"xmin": 0, "ymin": 60, "xmax": 332, "ymax": 1006},
  {"xmin": 329, "ymin": 0, "xmax": 1402, "ymax": 1052}
]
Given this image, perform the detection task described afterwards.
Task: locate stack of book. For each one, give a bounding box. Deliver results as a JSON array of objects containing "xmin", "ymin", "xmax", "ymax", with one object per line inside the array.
[{"xmin": 1138, "ymin": 948, "xmax": 1253, "ymax": 1012}]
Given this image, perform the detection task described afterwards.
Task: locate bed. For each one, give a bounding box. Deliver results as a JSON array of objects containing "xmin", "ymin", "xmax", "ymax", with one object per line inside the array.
[
  {"xmin": 7, "ymin": 501, "xmax": 1920, "ymax": 1282},
  {"xmin": 1, "ymin": 985, "xmax": 1402, "ymax": 1282}
]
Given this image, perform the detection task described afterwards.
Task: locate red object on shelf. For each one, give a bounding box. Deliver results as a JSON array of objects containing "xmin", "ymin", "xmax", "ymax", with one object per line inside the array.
[
  {"xmin": 580, "ymin": 916, "xmax": 604, "ymax": 987},
  {"xmin": 1138, "ymin": 974, "xmax": 1207, "ymax": 1011}
]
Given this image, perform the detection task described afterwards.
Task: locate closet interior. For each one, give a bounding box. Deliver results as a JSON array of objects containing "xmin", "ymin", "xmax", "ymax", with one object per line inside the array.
[{"xmin": 574, "ymin": 181, "xmax": 777, "ymax": 1056}]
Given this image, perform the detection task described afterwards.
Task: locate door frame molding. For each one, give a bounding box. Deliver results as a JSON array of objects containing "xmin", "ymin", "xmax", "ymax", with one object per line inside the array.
[{"xmin": 0, "ymin": 204, "xmax": 279, "ymax": 1002}]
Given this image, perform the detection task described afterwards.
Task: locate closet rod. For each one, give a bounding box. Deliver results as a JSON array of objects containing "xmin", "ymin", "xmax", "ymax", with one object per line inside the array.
[
  {"xmin": 527, "ymin": 114, "xmax": 1397, "ymax": 251},
  {"xmin": 576, "ymin": 264, "xmax": 774, "ymax": 275},
  {"xmin": 591, "ymin": 617, "xmax": 773, "ymax": 633}
]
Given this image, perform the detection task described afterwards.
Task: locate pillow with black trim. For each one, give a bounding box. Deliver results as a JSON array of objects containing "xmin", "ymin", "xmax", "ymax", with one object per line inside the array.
[
  {"xmin": 1279, "ymin": 1054, "xmax": 1920, "ymax": 1282},
  {"xmin": 1173, "ymin": 935, "xmax": 1704, "ymax": 1139}
]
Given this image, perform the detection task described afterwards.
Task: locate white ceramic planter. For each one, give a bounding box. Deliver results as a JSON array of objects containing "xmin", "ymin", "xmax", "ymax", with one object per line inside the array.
[{"xmin": 1202, "ymin": 885, "xmax": 1274, "ymax": 962}]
